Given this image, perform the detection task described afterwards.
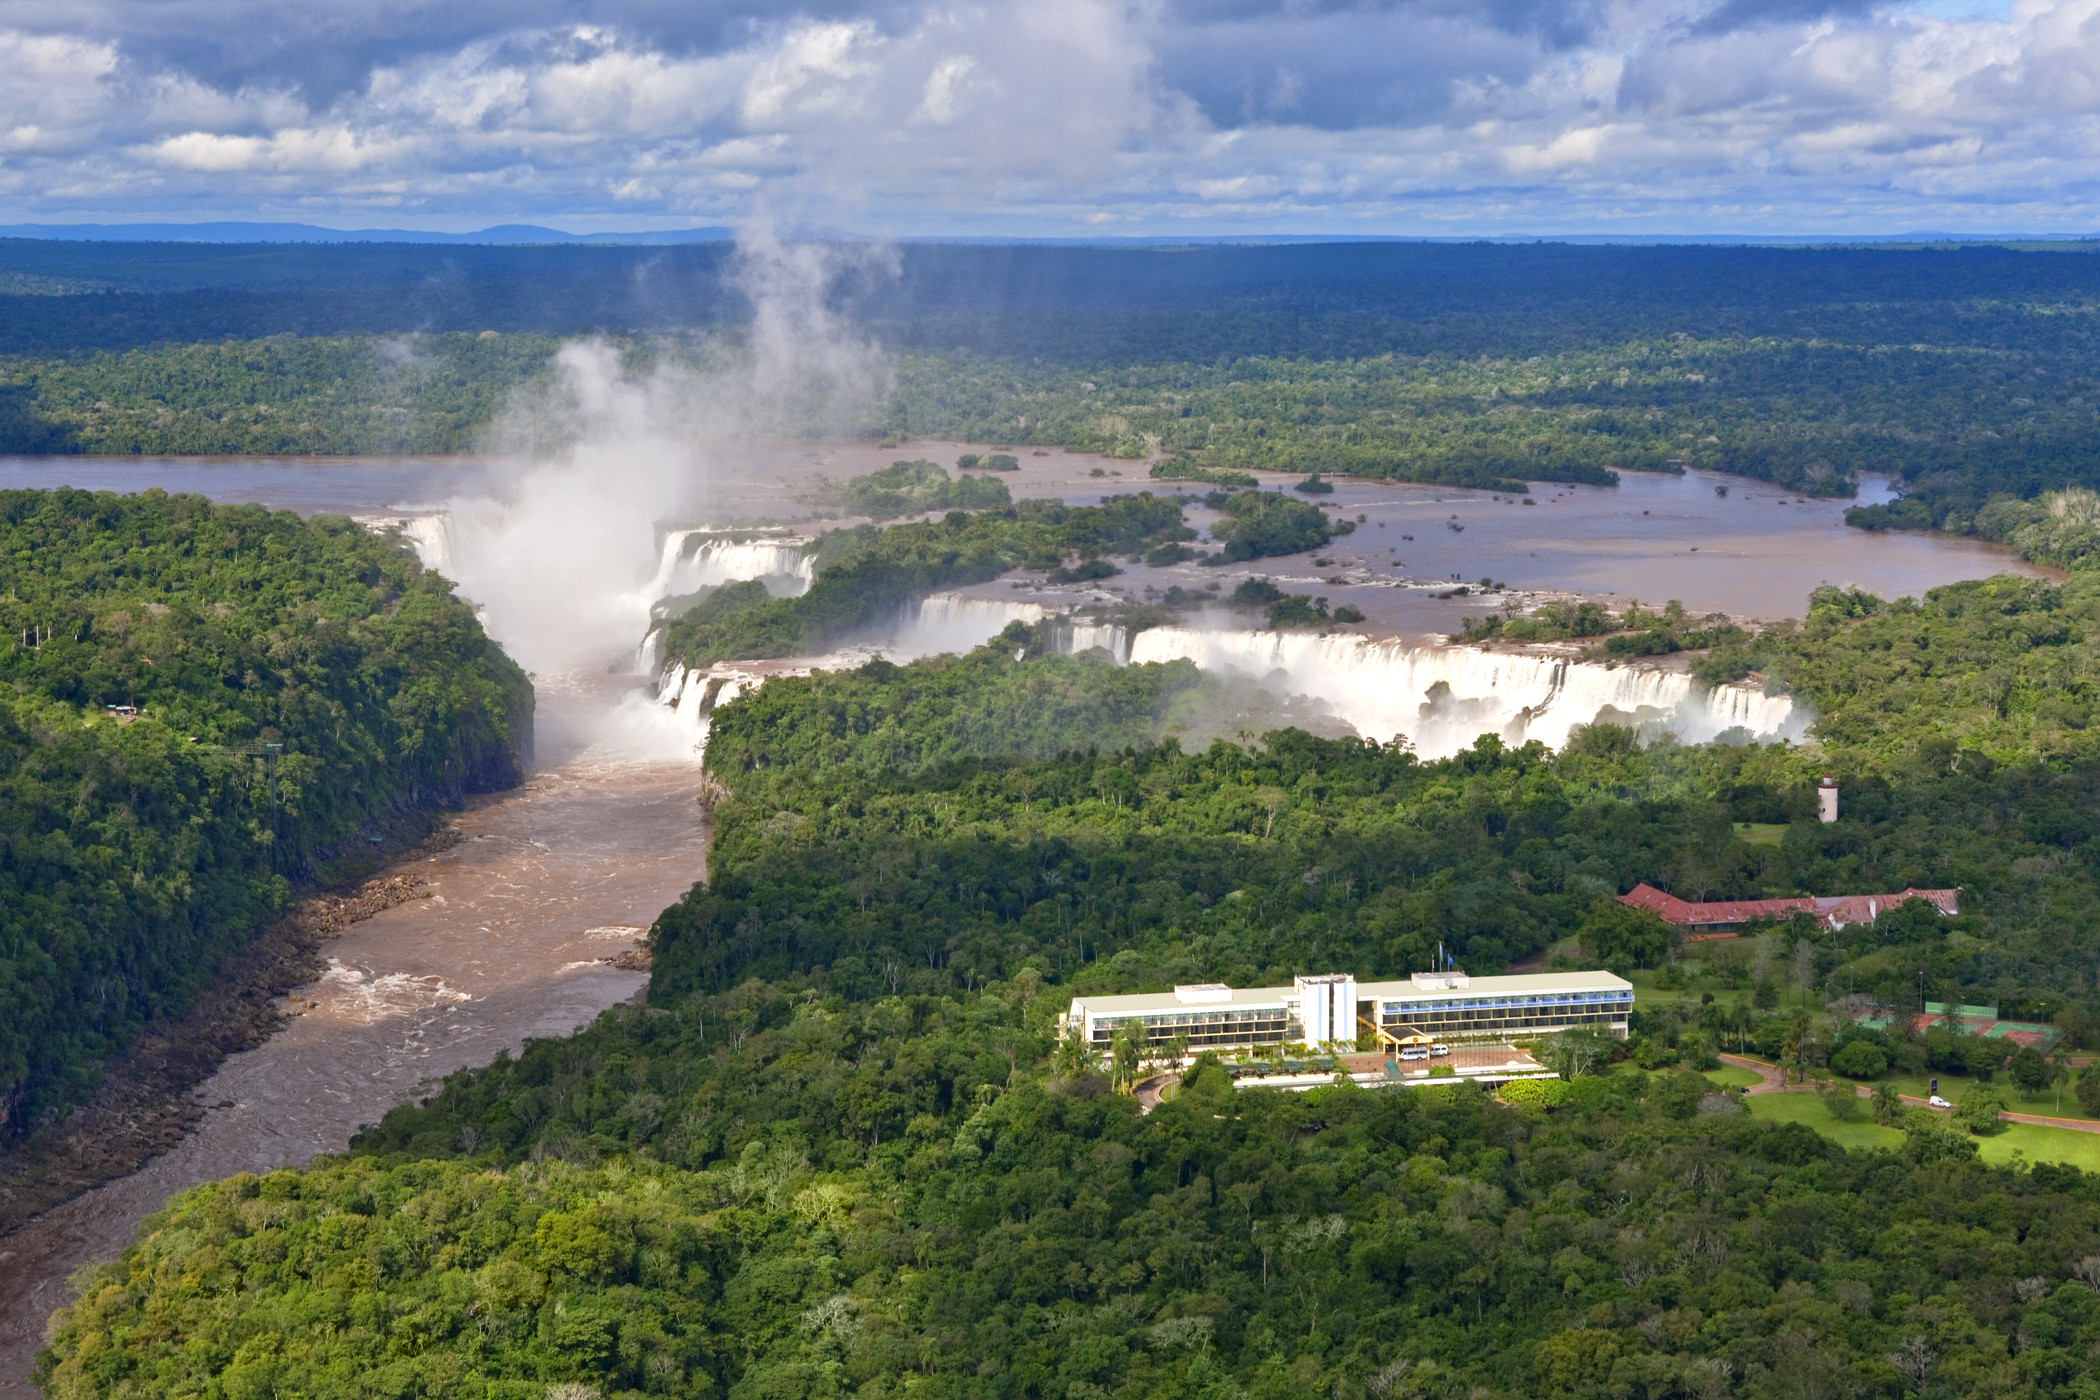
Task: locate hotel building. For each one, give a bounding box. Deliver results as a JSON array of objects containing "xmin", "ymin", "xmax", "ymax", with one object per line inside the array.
[{"xmin": 1065, "ymin": 970, "xmax": 1634, "ymax": 1055}]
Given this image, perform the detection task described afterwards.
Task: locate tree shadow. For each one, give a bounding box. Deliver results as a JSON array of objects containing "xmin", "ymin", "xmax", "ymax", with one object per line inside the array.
[{"xmin": 0, "ymin": 382, "xmax": 79, "ymax": 453}]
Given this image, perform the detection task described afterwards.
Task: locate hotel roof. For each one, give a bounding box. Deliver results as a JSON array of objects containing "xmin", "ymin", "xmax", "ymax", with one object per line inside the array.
[
  {"xmin": 1069, "ymin": 985, "xmax": 1301, "ymax": 1016},
  {"xmin": 1070, "ymin": 970, "xmax": 1631, "ymax": 1017},
  {"xmin": 1365, "ymin": 971, "xmax": 1632, "ymax": 998},
  {"xmin": 1618, "ymin": 883, "xmax": 1956, "ymax": 929}
]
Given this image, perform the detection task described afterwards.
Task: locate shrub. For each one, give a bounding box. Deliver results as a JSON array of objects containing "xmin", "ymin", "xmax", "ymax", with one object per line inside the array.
[
  {"xmin": 1956, "ymin": 1085, "xmax": 2009, "ymax": 1135},
  {"xmin": 1831, "ymin": 1040, "xmax": 1889, "ymax": 1079},
  {"xmin": 2075, "ymin": 1063, "xmax": 2100, "ymax": 1115},
  {"xmin": 1227, "ymin": 578, "xmax": 1284, "ymax": 607},
  {"xmin": 1203, "ymin": 490, "xmax": 1333, "ymax": 563},
  {"xmin": 1576, "ymin": 897, "xmax": 1675, "ymax": 969}
]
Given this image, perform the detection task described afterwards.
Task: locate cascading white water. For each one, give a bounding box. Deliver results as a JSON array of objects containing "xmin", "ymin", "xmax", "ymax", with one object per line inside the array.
[
  {"xmin": 619, "ymin": 534, "xmax": 823, "ymax": 676},
  {"xmin": 1056, "ymin": 622, "xmax": 1130, "ymax": 663},
  {"xmin": 651, "ymin": 593, "xmax": 1057, "ymax": 757},
  {"xmin": 398, "ymin": 515, "xmax": 452, "ymax": 574},
  {"xmin": 643, "ymin": 530, "xmax": 817, "ymax": 601},
  {"xmin": 907, "ymin": 595, "xmax": 1049, "ymax": 654},
  {"xmin": 1126, "ymin": 627, "xmax": 1802, "ymax": 759}
]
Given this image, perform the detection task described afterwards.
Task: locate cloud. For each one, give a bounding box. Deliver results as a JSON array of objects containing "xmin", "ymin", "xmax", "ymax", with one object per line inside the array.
[{"xmin": 0, "ymin": 0, "xmax": 2096, "ymax": 231}]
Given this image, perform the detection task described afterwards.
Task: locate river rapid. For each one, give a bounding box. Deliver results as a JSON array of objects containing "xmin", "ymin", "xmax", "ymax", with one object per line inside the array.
[{"xmin": 0, "ymin": 679, "xmax": 708, "ymax": 1396}]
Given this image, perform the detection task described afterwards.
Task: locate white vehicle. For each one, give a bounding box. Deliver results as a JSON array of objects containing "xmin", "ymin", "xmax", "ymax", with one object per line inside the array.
[
  {"xmin": 1398, "ymin": 1047, "xmax": 1430, "ymax": 1062},
  {"xmin": 1928, "ymin": 1094, "xmax": 1951, "ymax": 1109},
  {"xmin": 1429, "ymin": 1044, "xmax": 1451, "ymax": 1058}
]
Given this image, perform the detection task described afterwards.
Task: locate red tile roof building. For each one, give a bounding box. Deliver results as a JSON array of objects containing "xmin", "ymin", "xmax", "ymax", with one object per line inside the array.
[{"xmin": 1616, "ymin": 883, "xmax": 1957, "ymax": 938}]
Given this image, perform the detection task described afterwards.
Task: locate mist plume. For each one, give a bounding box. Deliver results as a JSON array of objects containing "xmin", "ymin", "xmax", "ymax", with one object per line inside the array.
[{"xmin": 418, "ymin": 226, "xmax": 891, "ymax": 681}]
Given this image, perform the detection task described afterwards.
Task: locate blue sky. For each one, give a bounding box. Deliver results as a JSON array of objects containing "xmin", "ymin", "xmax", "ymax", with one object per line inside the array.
[{"xmin": 0, "ymin": 0, "xmax": 2094, "ymax": 236}]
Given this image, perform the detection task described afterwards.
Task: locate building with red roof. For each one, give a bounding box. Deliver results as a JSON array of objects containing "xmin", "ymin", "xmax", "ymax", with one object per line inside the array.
[{"xmin": 1616, "ymin": 883, "xmax": 1957, "ymax": 938}]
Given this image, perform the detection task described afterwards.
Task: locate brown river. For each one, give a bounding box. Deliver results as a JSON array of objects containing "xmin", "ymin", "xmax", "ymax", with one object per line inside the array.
[
  {"xmin": 0, "ymin": 676, "xmax": 708, "ymax": 1395},
  {"xmin": 0, "ymin": 444, "xmax": 2052, "ymax": 1390}
]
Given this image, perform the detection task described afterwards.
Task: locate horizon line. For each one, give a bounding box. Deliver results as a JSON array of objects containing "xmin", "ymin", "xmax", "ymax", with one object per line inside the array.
[{"xmin": 3, "ymin": 219, "xmax": 2099, "ymax": 249}]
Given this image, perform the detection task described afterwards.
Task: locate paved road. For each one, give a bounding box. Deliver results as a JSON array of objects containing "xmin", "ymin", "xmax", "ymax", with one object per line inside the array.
[{"xmin": 1719, "ymin": 1053, "xmax": 1791, "ymax": 1094}]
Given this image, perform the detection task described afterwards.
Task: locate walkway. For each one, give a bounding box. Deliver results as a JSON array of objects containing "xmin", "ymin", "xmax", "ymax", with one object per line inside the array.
[{"xmin": 1718, "ymin": 1053, "xmax": 1792, "ymax": 1094}]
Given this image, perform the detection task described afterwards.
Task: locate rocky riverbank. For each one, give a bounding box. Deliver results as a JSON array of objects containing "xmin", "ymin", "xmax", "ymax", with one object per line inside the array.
[{"xmin": 0, "ymin": 840, "xmax": 454, "ymax": 1239}]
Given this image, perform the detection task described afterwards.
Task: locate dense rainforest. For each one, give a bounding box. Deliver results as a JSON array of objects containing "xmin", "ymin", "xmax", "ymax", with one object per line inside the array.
[
  {"xmin": 41, "ymin": 536, "xmax": 2100, "ymax": 1398},
  {"xmin": 28, "ymin": 237, "xmax": 2100, "ymax": 1397},
  {"xmin": 7, "ymin": 239, "xmax": 2100, "ymax": 506},
  {"xmin": 0, "ymin": 489, "xmax": 531, "ymax": 1143}
]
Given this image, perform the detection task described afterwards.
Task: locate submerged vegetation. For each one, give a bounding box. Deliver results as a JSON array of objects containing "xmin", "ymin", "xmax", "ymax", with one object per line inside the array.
[
  {"xmin": 840, "ymin": 460, "xmax": 1012, "ymax": 520},
  {"xmin": 0, "ymin": 489, "xmax": 531, "ymax": 1143}
]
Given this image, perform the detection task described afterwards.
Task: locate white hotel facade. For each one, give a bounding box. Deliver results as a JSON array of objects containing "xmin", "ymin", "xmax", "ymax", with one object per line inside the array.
[{"xmin": 1064, "ymin": 970, "xmax": 1634, "ymax": 1055}]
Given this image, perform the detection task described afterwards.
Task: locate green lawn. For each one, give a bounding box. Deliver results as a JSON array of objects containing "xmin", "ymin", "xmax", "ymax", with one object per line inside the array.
[
  {"xmin": 1878, "ymin": 1072, "xmax": 2097, "ymax": 1123},
  {"xmin": 1702, "ymin": 1065, "xmax": 1763, "ymax": 1090},
  {"xmin": 1622, "ymin": 967, "xmax": 1725, "ymax": 1008},
  {"xmin": 1745, "ymin": 1086, "xmax": 2100, "ymax": 1166},
  {"xmin": 1745, "ymin": 1090, "xmax": 1904, "ymax": 1151},
  {"xmin": 1734, "ymin": 823, "xmax": 1788, "ymax": 847},
  {"xmin": 1973, "ymin": 1121, "xmax": 2100, "ymax": 1171}
]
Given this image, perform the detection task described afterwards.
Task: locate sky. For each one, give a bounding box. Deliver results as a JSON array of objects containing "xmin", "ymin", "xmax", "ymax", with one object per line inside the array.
[{"xmin": 0, "ymin": 0, "xmax": 2094, "ymax": 237}]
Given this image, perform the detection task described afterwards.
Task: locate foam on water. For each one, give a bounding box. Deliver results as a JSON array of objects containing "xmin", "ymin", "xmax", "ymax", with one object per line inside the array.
[{"xmin": 316, "ymin": 960, "xmax": 473, "ymax": 1025}]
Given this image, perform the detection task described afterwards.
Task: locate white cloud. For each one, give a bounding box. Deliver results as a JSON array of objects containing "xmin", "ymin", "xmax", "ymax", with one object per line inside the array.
[
  {"xmin": 913, "ymin": 54, "xmax": 982, "ymax": 125},
  {"xmin": 145, "ymin": 126, "xmax": 406, "ymax": 172},
  {"xmin": 739, "ymin": 21, "xmax": 875, "ymax": 126},
  {"xmin": 2, "ymin": 0, "xmax": 2100, "ymax": 231}
]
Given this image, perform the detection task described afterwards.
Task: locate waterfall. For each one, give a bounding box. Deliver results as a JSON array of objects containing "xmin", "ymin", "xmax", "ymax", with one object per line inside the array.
[
  {"xmin": 644, "ymin": 530, "xmax": 816, "ymax": 601},
  {"xmin": 398, "ymin": 515, "xmax": 452, "ymax": 574},
  {"xmin": 1054, "ymin": 621, "xmax": 1130, "ymax": 663},
  {"xmin": 649, "ymin": 602, "xmax": 1800, "ymax": 763},
  {"xmin": 651, "ymin": 594, "xmax": 1053, "ymax": 753},
  {"xmin": 654, "ymin": 665, "xmax": 770, "ymax": 761},
  {"xmin": 907, "ymin": 595, "xmax": 1050, "ymax": 654},
  {"xmin": 1126, "ymin": 627, "xmax": 1802, "ymax": 759}
]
